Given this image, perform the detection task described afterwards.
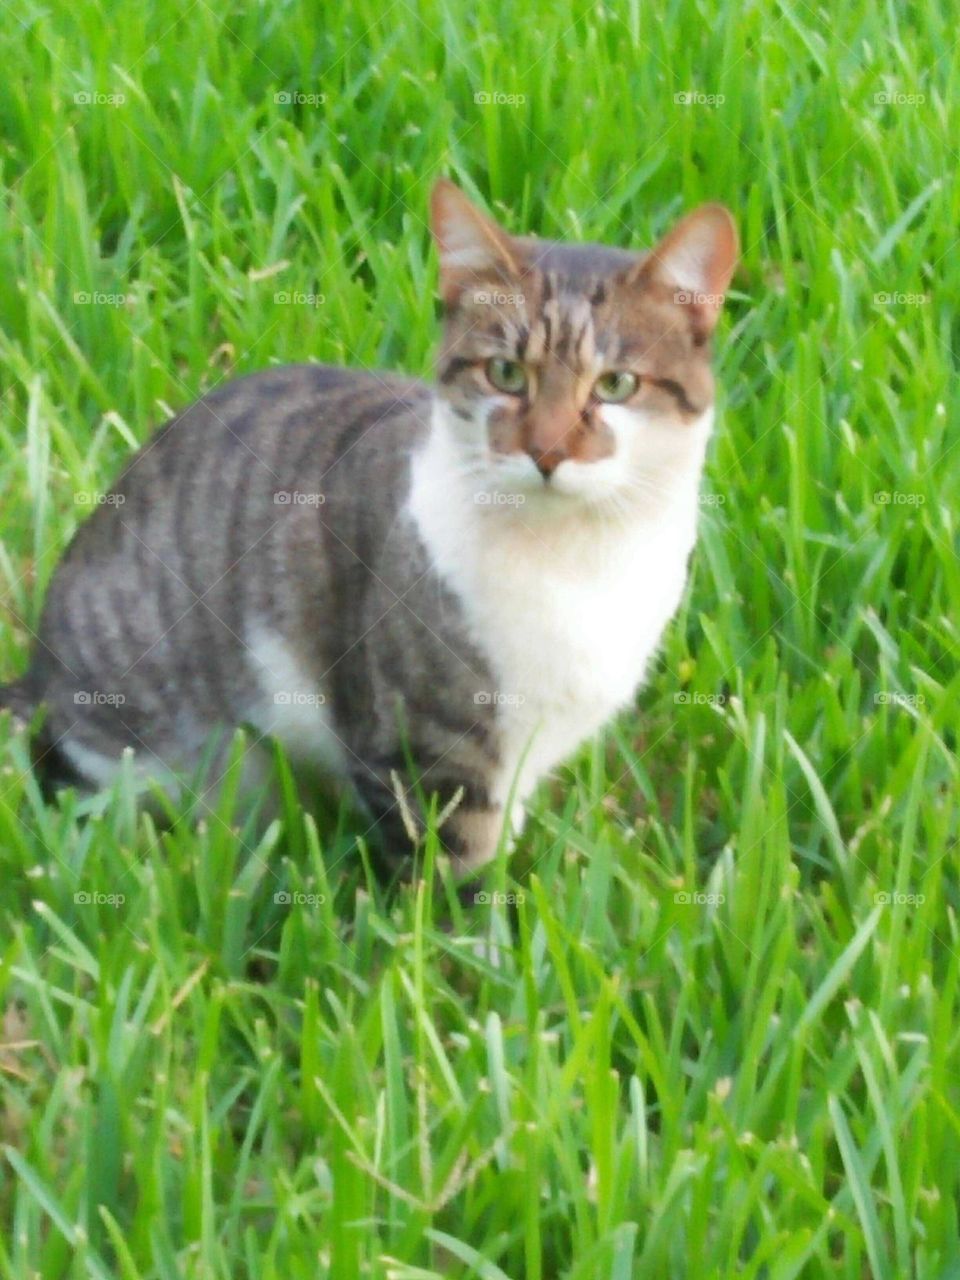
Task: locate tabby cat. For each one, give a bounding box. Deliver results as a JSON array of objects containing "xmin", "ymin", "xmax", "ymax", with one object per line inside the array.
[{"xmin": 0, "ymin": 180, "xmax": 737, "ymax": 875}]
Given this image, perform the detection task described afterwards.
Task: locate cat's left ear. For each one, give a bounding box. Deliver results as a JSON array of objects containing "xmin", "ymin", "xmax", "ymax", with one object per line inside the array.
[
  {"xmin": 430, "ymin": 179, "xmax": 520, "ymax": 306},
  {"xmin": 631, "ymin": 204, "xmax": 738, "ymax": 335}
]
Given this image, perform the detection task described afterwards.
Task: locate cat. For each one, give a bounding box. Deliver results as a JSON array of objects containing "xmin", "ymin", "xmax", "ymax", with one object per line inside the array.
[{"xmin": 0, "ymin": 179, "xmax": 737, "ymax": 876}]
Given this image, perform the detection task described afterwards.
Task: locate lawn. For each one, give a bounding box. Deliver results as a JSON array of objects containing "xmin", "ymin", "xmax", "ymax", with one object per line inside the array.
[{"xmin": 1, "ymin": 0, "xmax": 958, "ymax": 1276}]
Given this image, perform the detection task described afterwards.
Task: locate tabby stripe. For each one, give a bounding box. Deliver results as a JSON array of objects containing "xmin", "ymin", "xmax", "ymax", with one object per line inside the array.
[
  {"xmin": 146, "ymin": 415, "xmax": 191, "ymax": 663},
  {"xmin": 373, "ymin": 632, "xmax": 499, "ymax": 752},
  {"xmin": 438, "ymin": 356, "xmax": 477, "ymax": 384},
  {"xmin": 420, "ymin": 774, "xmax": 492, "ymax": 810},
  {"xmin": 162, "ymin": 410, "xmax": 212, "ymax": 693},
  {"xmin": 107, "ymin": 564, "xmax": 144, "ymax": 696},
  {"xmin": 66, "ymin": 539, "xmax": 105, "ymax": 688},
  {"xmin": 122, "ymin": 504, "xmax": 168, "ymax": 696},
  {"xmin": 195, "ymin": 431, "xmax": 242, "ymax": 711},
  {"xmin": 330, "ymin": 389, "xmax": 410, "ymax": 462},
  {"xmin": 400, "ymin": 696, "xmax": 496, "ymax": 756},
  {"xmin": 366, "ymin": 751, "xmax": 494, "ymax": 812},
  {"xmin": 648, "ymin": 377, "xmax": 700, "ymax": 415},
  {"xmin": 573, "ymin": 312, "xmax": 592, "ymax": 364},
  {"xmin": 223, "ymin": 427, "xmax": 258, "ymax": 673}
]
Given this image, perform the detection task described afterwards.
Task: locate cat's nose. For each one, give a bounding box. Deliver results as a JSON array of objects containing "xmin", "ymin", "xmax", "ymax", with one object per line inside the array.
[
  {"xmin": 523, "ymin": 403, "xmax": 577, "ymax": 479},
  {"xmin": 529, "ymin": 448, "xmax": 567, "ymax": 480}
]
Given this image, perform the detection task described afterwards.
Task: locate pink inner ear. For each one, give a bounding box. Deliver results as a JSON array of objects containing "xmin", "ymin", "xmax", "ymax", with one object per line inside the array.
[
  {"xmin": 649, "ymin": 205, "xmax": 738, "ymax": 302},
  {"xmin": 431, "ymin": 180, "xmax": 519, "ymax": 288}
]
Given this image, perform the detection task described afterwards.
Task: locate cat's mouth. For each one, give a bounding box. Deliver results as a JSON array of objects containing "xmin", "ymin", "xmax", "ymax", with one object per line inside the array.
[
  {"xmin": 477, "ymin": 453, "xmax": 571, "ymax": 503},
  {"xmin": 475, "ymin": 452, "xmax": 625, "ymax": 513}
]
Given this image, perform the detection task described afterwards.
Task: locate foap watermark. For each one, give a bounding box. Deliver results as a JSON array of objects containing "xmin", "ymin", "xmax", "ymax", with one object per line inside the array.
[
  {"xmin": 73, "ymin": 91, "xmax": 125, "ymax": 107},
  {"xmin": 274, "ymin": 690, "xmax": 326, "ymax": 707},
  {"xmin": 74, "ymin": 291, "xmax": 129, "ymax": 307},
  {"xmin": 474, "ymin": 90, "xmax": 526, "ymax": 106},
  {"xmin": 674, "ymin": 691, "xmax": 726, "ymax": 706},
  {"xmin": 472, "ymin": 290, "xmax": 525, "ymax": 307},
  {"xmin": 75, "ymin": 490, "xmax": 125, "ymax": 506},
  {"xmin": 698, "ymin": 492, "xmax": 726, "ymax": 507},
  {"xmin": 274, "ymin": 290, "xmax": 325, "ymax": 306},
  {"xmin": 474, "ymin": 890, "xmax": 525, "ymax": 906},
  {"xmin": 674, "ymin": 890, "xmax": 726, "ymax": 906},
  {"xmin": 274, "ymin": 890, "xmax": 327, "ymax": 906},
  {"xmin": 74, "ymin": 690, "xmax": 126, "ymax": 706},
  {"xmin": 874, "ymin": 91, "xmax": 925, "ymax": 106},
  {"xmin": 74, "ymin": 890, "xmax": 125, "ymax": 906},
  {"xmin": 674, "ymin": 90, "xmax": 725, "ymax": 107},
  {"xmin": 875, "ymin": 891, "xmax": 925, "ymax": 906},
  {"xmin": 274, "ymin": 490, "xmax": 325, "ymax": 506},
  {"xmin": 474, "ymin": 690, "xmax": 525, "ymax": 707},
  {"xmin": 875, "ymin": 691, "xmax": 925, "ymax": 708},
  {"xmin": 873, "ymin": 291, "xmax": 929, "ymax": 306},
  {"xmin": 675, "ymin": 289, "xmax": 726, "ymax": 308},
  {"xmin": 874, "ymin": 490, "xmax": 925, "ymax": 506},
  {"xmin": 475, "ymin": 491, "xmax": 526, "ymax": 507},
  {"xmin": 274, "ymin": 91, "xmax": 326, "ymax": 106}
]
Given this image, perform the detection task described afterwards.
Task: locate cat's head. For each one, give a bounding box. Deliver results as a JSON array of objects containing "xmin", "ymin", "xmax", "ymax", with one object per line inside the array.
[{"xmin": 429, "ymin": 179, "xmax": 737, "ymax": 516}]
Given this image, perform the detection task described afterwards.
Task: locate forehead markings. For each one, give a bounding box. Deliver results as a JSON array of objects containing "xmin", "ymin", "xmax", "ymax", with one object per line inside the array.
[
  {"xmin": 567, "ymin": 296, "xmax": 596, "ymax": 368},
  {"xmin": 454, "ymin": 265, "xmax": 698, "ymax": 393},
  {"xmin": 520, "ymin": 277, "xmax": 603, "ymax": 372}
]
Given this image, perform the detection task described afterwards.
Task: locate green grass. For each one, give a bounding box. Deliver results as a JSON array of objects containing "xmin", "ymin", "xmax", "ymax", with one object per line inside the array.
[{"xmin": 1, "ymin": 0, "xmax": 958, "ymax": 1275}]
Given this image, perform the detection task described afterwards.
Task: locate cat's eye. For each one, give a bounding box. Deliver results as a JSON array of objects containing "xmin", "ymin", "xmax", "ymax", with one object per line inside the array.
[
  {"xmin": 593, "ymin": 370, "xmax": 640, "ymax": 403},
  {"xmin": 485, "ymin": 358, "xmax": 528, "ymax": 396}
]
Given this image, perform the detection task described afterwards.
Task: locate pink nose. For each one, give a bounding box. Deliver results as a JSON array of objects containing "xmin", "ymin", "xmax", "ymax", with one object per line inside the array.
[{"xmin": 527, "ymin": 446, "xmax": 567, "ymax": 479}]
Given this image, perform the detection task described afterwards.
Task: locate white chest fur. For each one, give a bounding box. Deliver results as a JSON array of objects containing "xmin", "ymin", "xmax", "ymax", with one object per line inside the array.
[{"xmin": 408, "ymin": 405, "xmax": 709, "ymax": 812}]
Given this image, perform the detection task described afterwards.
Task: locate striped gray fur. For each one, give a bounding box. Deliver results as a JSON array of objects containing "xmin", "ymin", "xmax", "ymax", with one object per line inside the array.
[{"xmin": 4, "ymin": 365, "xmax": 498, "ymax": 866}]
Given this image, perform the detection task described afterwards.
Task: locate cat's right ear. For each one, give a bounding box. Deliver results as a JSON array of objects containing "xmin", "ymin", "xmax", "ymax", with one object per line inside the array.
[{"xmin": 430, "ymin": 179, "xmax": 520, "ymax": 306}]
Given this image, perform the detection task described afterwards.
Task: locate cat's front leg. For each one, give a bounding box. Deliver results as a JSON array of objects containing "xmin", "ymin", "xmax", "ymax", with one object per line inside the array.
[
  {"xmin": 441, "ymin": 801, "xmax": 507, "ymax": 878},
  {"xmin": 348, "ymin": 759, "xmax": 505, "ymax": 879}
]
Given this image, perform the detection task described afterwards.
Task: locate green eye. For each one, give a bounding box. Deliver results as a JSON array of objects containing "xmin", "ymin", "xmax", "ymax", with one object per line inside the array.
[
  {"xmin": 593, "ymin": 370, "xmax": 640, "ymax": 403},
  {"xmin": 485, "ymin": 358, "xmax": 528, "ymax": 395}
]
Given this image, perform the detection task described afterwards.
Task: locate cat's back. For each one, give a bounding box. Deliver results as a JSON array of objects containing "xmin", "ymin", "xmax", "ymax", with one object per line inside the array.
[
  {"xmin": 47, "ymin": 363, "xmax": 429, "ymax": 575},
  {"xmin": 26, "ymin": 363, "xmax": 432, "ymax": 721},
  {"xmin": 113, "ymin": 362, "xmax": 429, "ymax": 498}
]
